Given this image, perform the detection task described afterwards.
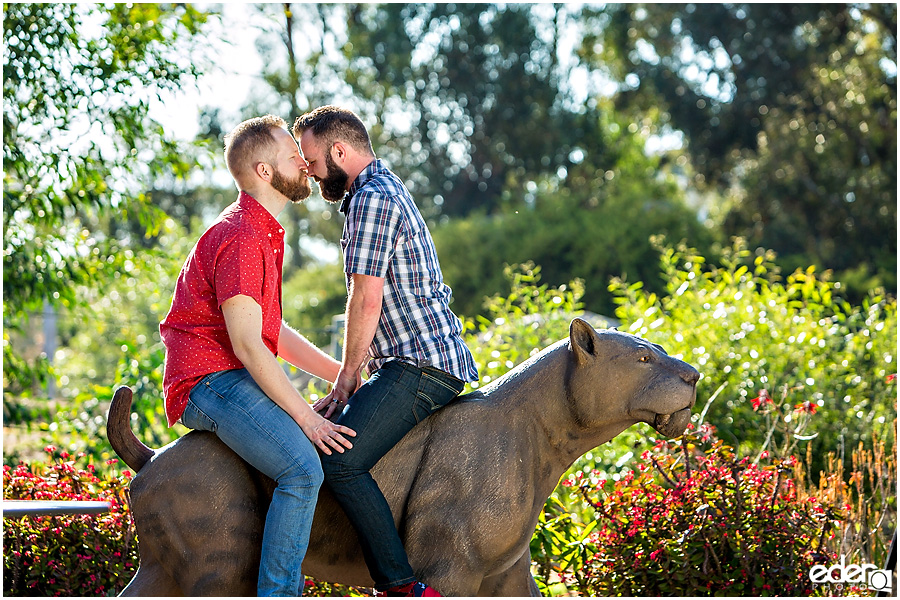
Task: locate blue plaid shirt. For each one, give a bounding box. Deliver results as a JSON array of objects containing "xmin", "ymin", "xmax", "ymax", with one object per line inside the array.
[{"xmin": 340, "ymin": 159, "xmax": 478, "ymax": 383}]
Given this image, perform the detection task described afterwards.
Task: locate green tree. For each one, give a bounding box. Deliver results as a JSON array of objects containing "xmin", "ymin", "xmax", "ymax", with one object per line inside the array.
[
  {"xmin": 434, "ymin": 103, "xmax": 716, "ymax": 318},
  {"xmin": 3, "ymin": 3, "xmax": 216, "ymax": 393},
  {"xmin": 343, "ymin": 3, "xmax": 601, "ymax": 218},
  {"xmin": 584, "ymin": 3, "xmax": 897, "ymax": 297},
  {"xmin": 723, "ymin": 8, "xmax": 897, "ymax": 296}
]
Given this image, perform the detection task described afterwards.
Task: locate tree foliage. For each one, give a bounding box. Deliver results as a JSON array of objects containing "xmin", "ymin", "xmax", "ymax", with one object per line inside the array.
[
  {"xmin": 231, "ymin": 3, "xmax": 895, "ymax": 301},
  {"xmin": 433, "ymin": 107, "xmax": 715, "ymax": 318},
  {"xmin": 584, "ymin": 3, "xmax": 897, "ymax": 296},
  {"xmin": 2, "ymin": 3, "xmax": 216, "ymax": 392}
]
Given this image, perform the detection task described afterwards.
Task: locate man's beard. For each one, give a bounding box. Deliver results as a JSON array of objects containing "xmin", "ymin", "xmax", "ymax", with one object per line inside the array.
[
  {"xmin": 318, "ymin": 152, "xmax": 350, "ymax": 203},
  {"xmin": 270, "ymin": 167, "xmax": 311, "ymax": 204}
]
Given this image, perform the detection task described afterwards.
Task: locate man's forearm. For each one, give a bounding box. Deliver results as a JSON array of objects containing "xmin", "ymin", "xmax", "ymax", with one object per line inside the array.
[
  {"xmin": 278, "ymin": 322, "xmax": 340, "ymax": 382},
  {"xmin": 340, "ymin": 273, "xmax": 385, "ymax": 373}
]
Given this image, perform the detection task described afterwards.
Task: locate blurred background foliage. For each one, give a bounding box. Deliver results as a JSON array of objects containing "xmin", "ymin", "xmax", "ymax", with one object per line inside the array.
[{"xmin": 2, "ymin": 2, "xmax": 896, "ymax": 588}]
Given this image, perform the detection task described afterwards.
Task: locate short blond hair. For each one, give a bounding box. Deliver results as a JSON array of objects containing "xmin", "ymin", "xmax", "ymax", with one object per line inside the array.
[{"xmin": 224, "ymin": 115, "xmax": 288, "ymax": 184}]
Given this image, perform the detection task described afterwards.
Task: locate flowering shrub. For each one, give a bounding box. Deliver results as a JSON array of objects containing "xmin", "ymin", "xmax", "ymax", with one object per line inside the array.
[
  {"xmin": 3, "ymin": 447, "xmax": 138, "ymax": 596},
  {"xmin": 538, "ymin": 428, "xmax": 844, "ymax": 596},
  {"xmin": 607, "ymin": 238, "xmax": 897, "ymax": 480}
]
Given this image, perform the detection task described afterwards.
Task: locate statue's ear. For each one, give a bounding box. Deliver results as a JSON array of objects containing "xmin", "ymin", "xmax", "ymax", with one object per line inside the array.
[{"xmin": 570, "ymin": 318, "xmax": 597, "ymax": 365}]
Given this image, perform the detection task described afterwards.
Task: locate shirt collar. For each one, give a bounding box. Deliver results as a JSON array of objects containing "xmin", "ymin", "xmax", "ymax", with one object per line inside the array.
[
  {"xmin": 341, "ymin": 158, "xmax": 383, "ymax": 215},
  {"xmin": 238, "ymin": 191, "xmax": 284, "ymax": 239}
]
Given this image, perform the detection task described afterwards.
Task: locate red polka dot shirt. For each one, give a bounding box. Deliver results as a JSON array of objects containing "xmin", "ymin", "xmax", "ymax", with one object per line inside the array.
[{"xmin": 160, "ymin": 191, "xmax": 285, "ymax": 426}]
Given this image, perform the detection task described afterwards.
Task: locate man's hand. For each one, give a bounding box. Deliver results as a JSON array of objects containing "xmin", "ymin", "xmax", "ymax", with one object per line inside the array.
[
  {"xmin": 313, "ymin": 368, "xmax": 359, "ymax": 420},
  {"xmin": 299, "ymin": 412, "xmax": 356, "ymax": 455}
]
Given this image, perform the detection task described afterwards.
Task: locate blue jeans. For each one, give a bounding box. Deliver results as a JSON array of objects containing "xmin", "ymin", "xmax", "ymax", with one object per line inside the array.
[
  {"xmin": 320, "ymin": 360, "xmax": 465, "ymax": 591},
  {"xmin": 182, "ymin": 368, "xmax": 324, "ymax": 597}
]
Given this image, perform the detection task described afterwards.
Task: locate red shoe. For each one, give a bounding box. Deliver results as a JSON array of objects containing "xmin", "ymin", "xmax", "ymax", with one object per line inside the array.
[{"xmin": 374, "ymin": 582, "xmax": 442, "ymax": 597}]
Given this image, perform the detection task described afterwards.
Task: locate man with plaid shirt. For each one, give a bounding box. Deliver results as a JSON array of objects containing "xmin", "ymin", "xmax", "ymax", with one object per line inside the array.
[{"xmin": 293, "ymin": 106, "xmax": 478, "ymax": 597}]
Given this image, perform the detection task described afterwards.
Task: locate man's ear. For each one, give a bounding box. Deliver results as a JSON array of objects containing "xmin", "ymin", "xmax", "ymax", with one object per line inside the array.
[
  {"xmin": 255, "ymin": 161, "xmax": 272, "ymax": 182},
  {"xmin": 331, "ymin": 141, "xmax": 347, "ymax": 163}
]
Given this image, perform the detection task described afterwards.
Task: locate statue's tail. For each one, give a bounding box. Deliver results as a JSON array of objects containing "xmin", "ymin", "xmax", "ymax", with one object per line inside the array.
[{"xmin": 106, "ymin": 386, "xmax": 155, "ymax": 472}]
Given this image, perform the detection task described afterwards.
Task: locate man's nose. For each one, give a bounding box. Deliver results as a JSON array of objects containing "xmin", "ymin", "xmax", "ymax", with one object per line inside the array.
[{"xmin": 299, "ymin": 157, "xmax": 309, "ymax": 172}]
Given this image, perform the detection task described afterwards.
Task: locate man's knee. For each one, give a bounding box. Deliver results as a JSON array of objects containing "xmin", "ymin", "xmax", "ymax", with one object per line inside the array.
[
  {"xmin": 279, "ymin": 453, "xmax": 325, "ymax": 492},
  {"xmin": 319, "ymin": 449, "xmax": 360, "ymax": 482}
]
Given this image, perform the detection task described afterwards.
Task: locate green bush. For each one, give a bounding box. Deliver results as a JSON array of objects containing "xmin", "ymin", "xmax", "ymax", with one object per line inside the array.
[
  {"xmin": 432, "ymin": 182, "xmax": 716, "ymax": 320},
  {"xmin": 461, "ymin": 262, "xmax": 588, "ymax": 392},
  {"xmin": 607, "ymin": 237, "xmax": 896, "ymax": 477}
]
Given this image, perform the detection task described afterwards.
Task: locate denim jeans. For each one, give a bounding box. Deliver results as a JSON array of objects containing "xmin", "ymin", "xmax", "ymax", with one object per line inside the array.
[
  {"xmin": 320, "ymin": 360, "xmax": 465, "ymax": 591},
  {"xmin": 182, "ymin": 368, "xmax": 324, "ymax": 597}
]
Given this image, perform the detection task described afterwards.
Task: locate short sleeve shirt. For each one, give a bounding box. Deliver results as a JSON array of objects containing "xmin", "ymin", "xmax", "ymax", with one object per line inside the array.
[
  {"xmin": 160, "ymin": 192, "xmax": 285, "ymax": 426},
  {"xmin": 340, "ymin": 159, "xmax": 478, "ymax": 383}
]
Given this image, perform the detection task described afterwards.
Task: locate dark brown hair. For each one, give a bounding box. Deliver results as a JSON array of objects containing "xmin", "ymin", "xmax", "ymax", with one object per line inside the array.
[{"xmin": 292, "ymin": 105, "xmax": 374, "ymax": 156}]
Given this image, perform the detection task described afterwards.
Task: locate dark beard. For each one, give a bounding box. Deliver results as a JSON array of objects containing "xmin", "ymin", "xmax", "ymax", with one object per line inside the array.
[
  {"xmin": 270, "ymin": 167, "xmax": 311, "ymax": 203},
  {"xmin": 318, "ymin": 152, "xmax": 350, "ymax": 203}
]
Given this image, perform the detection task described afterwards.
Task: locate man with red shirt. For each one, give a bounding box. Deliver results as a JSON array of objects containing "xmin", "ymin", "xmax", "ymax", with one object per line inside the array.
[{"xmin": 160, "ymin": 114, "xmax": 355, "ymax": 596}]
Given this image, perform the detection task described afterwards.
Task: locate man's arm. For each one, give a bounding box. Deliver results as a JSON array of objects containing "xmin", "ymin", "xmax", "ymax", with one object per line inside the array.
[
  {"xmin": 313, "ymin": 272, "xmax": 384, "ymax": 418},
  {"xmin": 278, "ymin": 321, "xmax": 341, "ymax": 383},
  {"xmin": 222, "ymin": 294, "xmax": 355, "ymax": 454}
]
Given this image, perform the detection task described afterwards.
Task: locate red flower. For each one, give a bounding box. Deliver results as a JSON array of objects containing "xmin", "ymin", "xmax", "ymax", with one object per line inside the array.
[
  {"xmin": 794, "ymin": 400, "xmax": 817, "ymax": 415},
  {"xmin": 751, "ymin": 389, "xmax": 772, "ymax": 411}
]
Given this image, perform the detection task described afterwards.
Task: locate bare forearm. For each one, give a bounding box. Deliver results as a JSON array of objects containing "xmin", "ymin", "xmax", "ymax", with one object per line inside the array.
[
  {"xmin": 341, "ymin": 284, "xmax": 382, "ymax": 373},
  {"xmin": 278, "ymin": 322, "xmax": 340, "ymax": 382},
  {"xmin": 312, "ymin": 274, "xmax": 383, "ymax": 416},
  {"xmin": 337, "ymin": 272, "xmax": 387, "ymax": 379}
]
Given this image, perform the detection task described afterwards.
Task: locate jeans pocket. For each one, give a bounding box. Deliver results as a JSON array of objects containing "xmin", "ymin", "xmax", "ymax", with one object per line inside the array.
[
  {"xmin": 202, "ymin": 368, "xmax": 247, "ymax": 400},
  {"xmin": 413, "ymin": 369, "xmax": 463, "ymax": 422},
  {"xmin": 181, "ymin": 397, "xmax": 217, "ymax": 433}
]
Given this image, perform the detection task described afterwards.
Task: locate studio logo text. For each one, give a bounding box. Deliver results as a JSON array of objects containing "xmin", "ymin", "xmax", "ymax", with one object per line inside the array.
[{"xmin": 809, "ymin": 555, "xmax": 892, "ymax": 593}]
